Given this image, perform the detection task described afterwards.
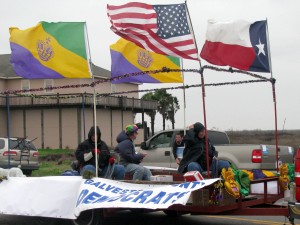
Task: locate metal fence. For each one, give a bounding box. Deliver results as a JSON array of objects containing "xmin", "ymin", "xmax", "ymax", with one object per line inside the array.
[{"xmin": 0, "ymin": 94, "xmax": 157, "ymax": 110}]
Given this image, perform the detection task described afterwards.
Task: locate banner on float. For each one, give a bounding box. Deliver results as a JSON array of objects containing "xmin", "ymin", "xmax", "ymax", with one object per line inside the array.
[
  {"xmin": 74, "ymin": 178, "xmax": 219, "ymax": 217},
  {"xmin": 0, "ymin": 176, "xmax": 219, "ymax": 219}
]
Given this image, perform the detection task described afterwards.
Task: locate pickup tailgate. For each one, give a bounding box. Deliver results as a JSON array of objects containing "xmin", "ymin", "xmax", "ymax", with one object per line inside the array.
[
  {"xmin": 261, "ymin": 145, "xmax": 294, "ymax": 169},
  {"xmin": 216, "ymin": 144, "xmax": 294, "ymax": 171}
]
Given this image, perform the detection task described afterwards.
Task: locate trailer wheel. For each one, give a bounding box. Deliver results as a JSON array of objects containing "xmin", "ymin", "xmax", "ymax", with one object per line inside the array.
[
  {"xmin": 163, "ymin": 210, "xmax": 183, "ymax": 217},
  {"xmin": 71, "ymin": 209, "xmax": 103, "ymax": 225},
  {"xmin": 34, "ymin": 217, "xmax": 57, "ymax": 225}
]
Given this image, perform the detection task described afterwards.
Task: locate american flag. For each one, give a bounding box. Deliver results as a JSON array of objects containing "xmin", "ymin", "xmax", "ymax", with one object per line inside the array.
[{"xmin": 107, "ymin": 2, "xmax": 199, "ymax": 60}]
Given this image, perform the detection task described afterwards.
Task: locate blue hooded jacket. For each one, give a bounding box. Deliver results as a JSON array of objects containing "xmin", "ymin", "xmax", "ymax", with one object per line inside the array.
[{"xmin": 115, "ymin": 130, "xmax": 144, "ymax": 165}]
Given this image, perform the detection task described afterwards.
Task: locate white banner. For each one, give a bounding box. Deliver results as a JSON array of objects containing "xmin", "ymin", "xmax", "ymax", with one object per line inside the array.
[
  {"xmin": 0, "ymin": 176, "xmax": 219, "ymax": 219},
  {"xmin": 0, "ymin": 176, "xmax": 82, "ymax": 219},
  {"xmin": 74, "ymin": 178, "xmax": 219, "ymax": 217}
]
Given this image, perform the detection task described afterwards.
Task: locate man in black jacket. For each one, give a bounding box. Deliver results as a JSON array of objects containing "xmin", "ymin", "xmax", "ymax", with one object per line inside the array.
[
  {"xmin": 76, "ymin": 126, "xmax": 125, "ymax": 179},
  {"xmin": 178, "ymin": 122, "xmax": 230, "ymax": 177}
]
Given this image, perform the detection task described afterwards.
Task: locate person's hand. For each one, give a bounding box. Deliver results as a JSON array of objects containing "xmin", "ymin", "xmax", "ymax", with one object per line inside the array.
[
  {"xmin": 109, "ymin": 157, "xmax": 115, "ymax": 165},
  {"xmin": 94, "ymin": 148, "xmax": 101, "ymax": 155},
  {"xmin": 139, "ymin": 153, "xmax": 147, "ymax": 163},
  {"xmin": 176, "ymin": 158, "xmax": 181, "ymax": 165}
]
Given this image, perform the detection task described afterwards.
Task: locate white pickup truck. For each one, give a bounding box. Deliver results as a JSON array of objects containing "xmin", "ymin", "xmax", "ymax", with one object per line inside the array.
[{"xmin": 137, "ymin": 129, "xmax": 294, "ymax": 170}]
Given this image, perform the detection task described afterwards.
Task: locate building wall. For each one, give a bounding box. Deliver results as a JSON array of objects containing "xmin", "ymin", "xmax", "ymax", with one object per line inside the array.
[
  {"xmin": 9, "ymin": 110, "xmax": 24, "ymax": 138},
  {"xmin": 96, "ymin": 109, "xmax": 112, "ymax": 147},
  {"xmin": 43, "ymin": 109, "xmax": 59, "ymax": 149},
  {"xmin": 0, "ymin": 109, "xmax": 7, "ymax": 137},
  {"xmin": 0, "ymin": 79, "xmax": 6, "ymax": 91},
  {"xmin": 61, "ymin": 108, "xmax": 79, "ymax": 150},
  {"xmin": 2, "ymin": 106, "xmax": 138, "ymax": 149},
  {"xmin": 114, "ymin": 83, "xmax": 139, "ymax": 98},
  {"xmin": 26, "ymin": 109, "xmax": 42, "ymax": 148}
]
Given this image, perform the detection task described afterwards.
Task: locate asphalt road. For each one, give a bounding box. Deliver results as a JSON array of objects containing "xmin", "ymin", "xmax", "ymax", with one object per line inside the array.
[{"xmin": 0, "ymin": 211, "xmax": 299, "ymax": 225}]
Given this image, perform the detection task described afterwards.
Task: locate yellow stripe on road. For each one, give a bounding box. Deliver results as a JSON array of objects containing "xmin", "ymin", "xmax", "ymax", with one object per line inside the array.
[{"xmin": 205, "ymin": 215, "xmax": 295, "ymax": 225}]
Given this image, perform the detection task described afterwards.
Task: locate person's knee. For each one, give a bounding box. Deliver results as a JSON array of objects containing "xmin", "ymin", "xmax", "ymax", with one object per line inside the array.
[
  {"xmin": 221, "ymin": 160, "xmax": 230, "ymax": 169},
  {"xmin": 81, "ymin": 164, "xmax": 96, "ymax": 175},
  {"xmin": 117, "ymin": 165, "xmax": 126, "ymax": 175},
  {"xmin": 218, "ymin": 160, "xmax": 230, "ymax": 174},
  {"xmin": 187, "ymin": 162, "xmax": 200, "ymax": 171},
  {"xmin": 114, "ymin": 165, "xmax": 125, "ymax": 180},
  {"xmin": 141, "ymin": 167, "xmax": 152, "ymax": 181},
  {"xmin": 135, "ymin": 166, "xmax": 144, "ymax": 174}
]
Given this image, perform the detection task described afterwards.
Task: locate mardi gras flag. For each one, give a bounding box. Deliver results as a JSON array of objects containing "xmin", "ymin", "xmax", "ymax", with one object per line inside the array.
[
  {"xmin": 107, "ymin": 2, "xmax": 198, "ymax": 60},
  {"xmin": 9, "ymin": 22, "xmax": 91, "ymax": 79},
  {"xmin": 110, "ymin": 38, "xmax": 182, "ymax": 83},
  {"xmin": 200, "ymin": 20, "xmax": 270, "ymax": 72}
]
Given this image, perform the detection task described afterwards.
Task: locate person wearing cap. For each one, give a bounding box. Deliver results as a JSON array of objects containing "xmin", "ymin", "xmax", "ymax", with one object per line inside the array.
[
  {"xmin": 115, "ymin": 124, "xmax": 152, "ymax": 180},
  {"xmin": 178, "ymin": 122, "xmax": 230, "ymax": 177},
  {"xmin": 75, "ymin": 126, "xmax": 125, "ymax": 180}
]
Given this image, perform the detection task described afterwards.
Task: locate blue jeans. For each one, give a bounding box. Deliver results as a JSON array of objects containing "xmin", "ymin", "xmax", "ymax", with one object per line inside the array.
[
  {"xmin": 81, "ymin": 164, "xmax": 125, "ymax": 180},
  {"xmin": 125, "ymin": 163, "xmax": 152, "ymax": 181},
  {"xmin": 187, "ymin": 159, "xmax": 230, "ymax": 177}
]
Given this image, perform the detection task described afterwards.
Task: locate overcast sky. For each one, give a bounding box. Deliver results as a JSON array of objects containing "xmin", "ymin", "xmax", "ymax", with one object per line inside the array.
[{"xmin": 1, "ymin": 0, "xmax": 300, "ymax": 131}]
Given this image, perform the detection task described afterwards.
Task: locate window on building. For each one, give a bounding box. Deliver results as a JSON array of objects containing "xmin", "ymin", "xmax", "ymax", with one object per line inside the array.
[
  {"xmin": 21, "ymin": 80, "xmax": 30, "ymax": 92},
  {"xmin": 44, "ymin": 79, "xmax": 53, "ymax": 93}
]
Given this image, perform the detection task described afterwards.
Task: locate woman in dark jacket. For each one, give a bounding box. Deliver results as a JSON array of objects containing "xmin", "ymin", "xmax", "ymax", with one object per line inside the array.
[
  {"xmin": 178, "ymin": 122, "xmax": 230, "ymax": 177},
  {"xmin": 76, "ymin": 126, "xmax": 125, "ymax": 180}
]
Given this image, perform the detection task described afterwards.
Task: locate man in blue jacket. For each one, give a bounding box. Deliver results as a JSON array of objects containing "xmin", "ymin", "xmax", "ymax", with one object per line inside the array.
[
  {"xmin": 76, "ymin": 126, "xmax": 125, "ymax": 180},
  {"xmin": 115, "ymin": 124, "xmax": 152, "ymax": 180}
]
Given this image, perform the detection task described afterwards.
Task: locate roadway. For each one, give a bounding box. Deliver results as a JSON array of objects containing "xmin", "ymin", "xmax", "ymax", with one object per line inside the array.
[{"xmin": 0, "ymin": 210, "xmax": 299, "ymax": 225}]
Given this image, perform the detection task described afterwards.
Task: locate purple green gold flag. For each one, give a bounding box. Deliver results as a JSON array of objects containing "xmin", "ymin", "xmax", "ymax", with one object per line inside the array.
[
  {"xmin": 9, "ymin": 22, "xmax": 91, "ymax": 79},
  {"xmin": 110, "ymin": 38, "xmax": 182, "ymax": 83}
]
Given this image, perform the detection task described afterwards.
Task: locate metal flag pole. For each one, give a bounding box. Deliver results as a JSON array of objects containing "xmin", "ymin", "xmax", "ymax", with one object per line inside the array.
[
  {"xmin": 185, "ymin": 1, "xmax": 211, "ymax": 177},
  {"xmin": 84, "ymin": 22, "xmax": 99, "ymax": 177},
  {"xmin": 6, "ymin": 95, "xmax": 11, "ymax": 169},
  {"xmin": 180, "ymin": 57, "xmax": 187, "ymax": 135},
  {"xmin": 82, "ymin": 93, "xmax": 86, "ymax": 140},
  {"xmin": 266, "ymin": 18, "xmax": 279, "ymax": 172}
]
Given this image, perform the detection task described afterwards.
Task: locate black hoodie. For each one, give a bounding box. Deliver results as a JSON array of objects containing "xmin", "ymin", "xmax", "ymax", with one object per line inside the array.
[
  {"xmin": 178, "ymin": 123, "xmax": 218, "ymax": 174},
  {"xmin": 75, "ymin": 126, "xmax": 111, "ymax": 169}
]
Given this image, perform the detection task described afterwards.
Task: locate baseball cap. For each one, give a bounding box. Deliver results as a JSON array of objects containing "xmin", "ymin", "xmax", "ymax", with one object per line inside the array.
[{"xmin": 125, "ymin": 124, "xmax": 139, "ymax": 134}]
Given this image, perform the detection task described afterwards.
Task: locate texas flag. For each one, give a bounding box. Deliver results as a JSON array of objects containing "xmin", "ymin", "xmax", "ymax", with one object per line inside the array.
[{"xmin": 200, "ymin": 20, "xmax": 270, "ymax": 73}]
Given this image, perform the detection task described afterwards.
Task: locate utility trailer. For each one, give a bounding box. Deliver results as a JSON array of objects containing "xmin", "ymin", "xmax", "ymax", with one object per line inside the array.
[
  {"xmin": 68, "ymin": 166, "xmax": 299, "ymax": 225},
  {"xmin": 0, "ymin": 163, "xmax": 299, "ymax": 225}
]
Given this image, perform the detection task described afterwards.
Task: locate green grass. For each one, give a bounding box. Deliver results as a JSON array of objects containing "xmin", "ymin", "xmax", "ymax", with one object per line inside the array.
[
  {"xmin": 37, "ymin": 149, "xmax": 75, "ymax": 157},
  {"xmin": 31, "ymin": 149, "xmax": 76, "ymax": 177}
]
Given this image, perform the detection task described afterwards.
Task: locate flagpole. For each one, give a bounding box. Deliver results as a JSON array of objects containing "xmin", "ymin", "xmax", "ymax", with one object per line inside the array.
[
  {"xmin": 6, "ymin": 95, "xmax": 11, "ymax": 169},
  {"xmin": 266, "ymin": 19, "xmax": 279, "ymax": 172},
  {"xmin": 180, "ymin": 58, "xmax": 187, "ymax": 135},
  {"xmin": 84, "ymin": 22, "xmax": 99, "ymax": 177},
  {"xmin": 185, "ymin": 1, "xmax": 211, "ymax": 177}
]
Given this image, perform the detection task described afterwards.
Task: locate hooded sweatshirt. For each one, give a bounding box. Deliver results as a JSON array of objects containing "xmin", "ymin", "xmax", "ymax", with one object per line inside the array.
[
  {"xmin": 178, "ymin": 123, "xmax": 218, "ymax": 174},
  {"xmin": 75, "ymin": 126, "xmax": 110, "ymax": 169},
  {"xmin": 115, "ymin": 130, "xmax": 144, "ymax": 166}
]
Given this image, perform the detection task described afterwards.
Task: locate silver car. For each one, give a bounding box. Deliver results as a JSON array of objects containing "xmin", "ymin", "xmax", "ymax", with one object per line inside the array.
[{"xmin": 0, "ymin": 137, "xmax": 39, "ymax": 175}]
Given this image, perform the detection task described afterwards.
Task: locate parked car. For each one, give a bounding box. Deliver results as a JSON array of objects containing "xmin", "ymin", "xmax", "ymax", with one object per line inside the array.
[
  {"xmin": 137, "ymin": 129, "xmax": 294, "ymax": 170},
  {"xmin": 0, "ymin": 137, "xmax": 39, "ymax": 175}
]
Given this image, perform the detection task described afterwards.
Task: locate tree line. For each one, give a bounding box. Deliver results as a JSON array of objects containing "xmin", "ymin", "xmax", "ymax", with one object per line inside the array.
[{"xmin": 141, "ymin": 90, "xmax": 179, "ymax": 136}]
